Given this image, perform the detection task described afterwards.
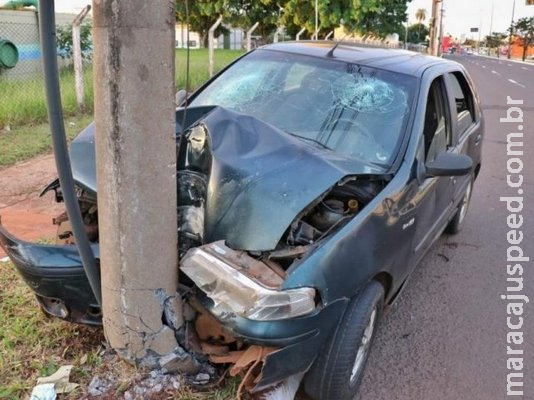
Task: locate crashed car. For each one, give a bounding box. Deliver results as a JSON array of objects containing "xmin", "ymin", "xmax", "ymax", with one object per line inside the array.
[{"xmin": 0, "ymin": 42, "xmax": 483, "ymax": 399}]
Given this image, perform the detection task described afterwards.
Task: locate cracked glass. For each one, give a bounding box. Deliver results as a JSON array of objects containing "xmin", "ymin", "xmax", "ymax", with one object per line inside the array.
[{"xmin": 190, "ymin": 49, "xmax": 416, "ymax": 167}]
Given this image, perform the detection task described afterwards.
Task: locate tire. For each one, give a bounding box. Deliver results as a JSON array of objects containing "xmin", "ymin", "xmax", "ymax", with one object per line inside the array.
[
  {"xmin": 304, "ymin": 281, "xmax": 385, "ymax": 400},
  {"xmin": 445, "ymin": 178, "xmax": 474, "ymax": 235}
]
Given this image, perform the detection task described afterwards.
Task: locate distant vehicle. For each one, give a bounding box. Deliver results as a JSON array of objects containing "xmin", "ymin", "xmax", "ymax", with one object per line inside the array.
[{"xmin": 1, "ymin": 42, "xmax": 484, "ymax": 399}]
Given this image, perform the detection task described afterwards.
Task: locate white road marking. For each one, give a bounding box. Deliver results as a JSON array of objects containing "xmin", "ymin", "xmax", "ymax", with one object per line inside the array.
[
  {"xmin": 482, "ymin": 65, "xmax": 487, "ymax": 69},
  {"xmin": 508, "ymin": 79, "xmax": 526, "ymax": 88},
  {"xmin": 491, "ymin": 70, "xmax": 501, "ymax": 75},
  {"xmin": 522, "ymin": 67, "xmax": 531, "ymax": 71},
  {"xmin": 508, "ymin": 64, "xmax": 513, "ymax": 66}
]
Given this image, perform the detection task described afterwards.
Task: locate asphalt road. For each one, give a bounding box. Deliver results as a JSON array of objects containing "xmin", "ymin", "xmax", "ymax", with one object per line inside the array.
[{"xmin": 356, "ymin": 55, "xmax": 534, "ymax": 400}]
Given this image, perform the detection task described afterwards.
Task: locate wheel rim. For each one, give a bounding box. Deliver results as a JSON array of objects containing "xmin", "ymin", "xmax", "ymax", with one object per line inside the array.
[
  {"xmin": 458, "ymin": 181, "xmax": 472, "ymax": 225},
  {"xmin": 350, "ymin": 308, "xmax": 377, "ymax": 382}
]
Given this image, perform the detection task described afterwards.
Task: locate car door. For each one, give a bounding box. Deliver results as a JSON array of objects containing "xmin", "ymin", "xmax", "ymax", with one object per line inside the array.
[
  {"xmin": 411, "ymin": 76, "xmax": 455, "ymax": 263},
  {"xmin": 444, "ymin": 70, "xmax": 480, "ymax": 204}
]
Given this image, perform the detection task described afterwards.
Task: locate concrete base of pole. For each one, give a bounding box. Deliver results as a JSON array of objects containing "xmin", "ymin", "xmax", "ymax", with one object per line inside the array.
[{"xmin": 92, "ymin": 0, "xmax": 194, "ymax": 371}]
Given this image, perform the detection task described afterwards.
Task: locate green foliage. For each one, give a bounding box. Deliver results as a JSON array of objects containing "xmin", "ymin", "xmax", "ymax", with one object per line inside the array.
[
  {"xmin": 356, "ymin": 0, "xmax": 411, "ymax": 38},
  {"xmin": 400, "ymin": 22, "xmax": 429, "ymax": 44},
  {"xmin": 485, "ymin": 32, "xmax": 506, "ymax": 49},
  {"xmin": 178, "ymin": 0, "xmax": 412, "ymax": 43},
  {"xmin": 176, "ymin": 0, "xmax": 229, "ymax": 47},
  {"xmin": 512, "ymin": 17, "xmax": 534, "ymax": 61},
  {"xmin": 55, "ymin": 21, "xmax": 93, "ymax": 60}
]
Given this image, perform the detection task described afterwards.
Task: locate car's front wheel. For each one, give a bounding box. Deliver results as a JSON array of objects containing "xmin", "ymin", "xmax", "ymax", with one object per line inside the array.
[
  {"xmin": 446, "ymin": 178, "xmax": 474, "ymax": 235},
  {"xmin": 304, "ymin": 281, "xmax": 384, "ymax": 400}
]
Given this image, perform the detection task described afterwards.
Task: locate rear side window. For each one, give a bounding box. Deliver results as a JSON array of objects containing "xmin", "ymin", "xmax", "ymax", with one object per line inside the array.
[{"xmin": 447, "ymin": 72, "xmax": 475, "ymax": 136}]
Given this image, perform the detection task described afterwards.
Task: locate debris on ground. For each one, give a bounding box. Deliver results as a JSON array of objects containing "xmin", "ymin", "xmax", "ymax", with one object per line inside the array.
[{"xmin": 30, "ymin": 383, "xmax": 56, "ymax": 400}]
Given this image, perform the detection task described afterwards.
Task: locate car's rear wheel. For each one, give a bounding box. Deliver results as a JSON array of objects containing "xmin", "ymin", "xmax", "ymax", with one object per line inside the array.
[
  {"xmin": 303, "ymin": 281, "xmax": 384, "ymax": 400},
  {"xmin": 446, "ymin": 178, "xmax": 473, "ymax": 235}
]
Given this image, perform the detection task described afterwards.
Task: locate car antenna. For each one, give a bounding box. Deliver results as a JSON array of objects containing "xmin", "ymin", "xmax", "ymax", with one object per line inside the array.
[{"xmin": 326, "ymin": 34, "xmax": 348, "ymax": 58}]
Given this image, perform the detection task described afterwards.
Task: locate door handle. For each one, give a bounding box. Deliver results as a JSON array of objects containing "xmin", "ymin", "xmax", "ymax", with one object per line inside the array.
[{"xmin": 474, "ymin": 134, "xmax": 482, "ymax": 145}]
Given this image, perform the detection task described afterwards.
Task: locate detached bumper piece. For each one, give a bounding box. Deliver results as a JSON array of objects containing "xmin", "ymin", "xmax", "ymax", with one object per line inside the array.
[{"xmin": 0, "ymin": 224, "xmax": 101, "ymax": 325}]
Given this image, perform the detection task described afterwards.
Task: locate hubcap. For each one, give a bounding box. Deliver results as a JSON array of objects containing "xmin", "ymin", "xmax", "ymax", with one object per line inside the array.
[
  {"xmin": 350, "ymin": 308, "xmax": 377, "ymax": 382},
  {"xmin": 458, "ymin": 181, "xmax": 472, "ymax": 225}
]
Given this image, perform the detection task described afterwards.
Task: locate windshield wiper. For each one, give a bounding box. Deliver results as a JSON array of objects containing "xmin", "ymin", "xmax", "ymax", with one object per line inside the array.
[{"xmin": 285, "ymin": 131, "xmax": 331, "ymax": 150}]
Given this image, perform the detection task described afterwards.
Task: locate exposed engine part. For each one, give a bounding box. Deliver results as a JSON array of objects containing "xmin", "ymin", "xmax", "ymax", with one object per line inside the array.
[
  {"xmin": 177, "ymin": 124, "xmax": 212, "ymax": 257},
  {"xmin": 288, "ymin": 220, "xmax": 323, "ymax": 246},
  {"xmin": 309, "ymin": 198, "xmax": 346, "ymax": 231},
  {"xmin": 53, "ymin": 193, "xmax": 99, "ymax": 244},
  {"xmin": 280, "ymin": 177, "xmax": 386, "ymax": 263},
  {"xmin": 177, "ymin": 170, "xmax": 208, "ymax": 256}
]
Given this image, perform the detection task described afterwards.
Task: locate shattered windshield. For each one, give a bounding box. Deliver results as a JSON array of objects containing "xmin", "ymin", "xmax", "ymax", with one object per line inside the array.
[{"xmin": 189, "ymin": 49, "xmax": 416, "ymax": 166}]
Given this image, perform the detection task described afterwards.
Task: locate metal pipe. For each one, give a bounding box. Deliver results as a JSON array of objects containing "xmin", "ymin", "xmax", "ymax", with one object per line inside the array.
[
  {"xmin": 296, "ymin": 27, "xmax": 306, "ymax": 41},
  {"xmin": 246, "ymin": 22, "xmax": 259, "ymax": 52},
  {"xmin": 38, "ymin": 0, "xmax": 101, "ymax": 305},
  {"xmin": 208, "ymin": 15, "xmax": 223, "ymax": 77},
  {"xmin": 315, "ymin": 0, "xmax": 318, "ymax": 40}
]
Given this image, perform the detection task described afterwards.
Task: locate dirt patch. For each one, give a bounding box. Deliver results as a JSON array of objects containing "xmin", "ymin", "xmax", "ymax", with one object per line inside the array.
[{"xmin": 0, "ymin": 153, "xmax": 63, "ymax": 256}]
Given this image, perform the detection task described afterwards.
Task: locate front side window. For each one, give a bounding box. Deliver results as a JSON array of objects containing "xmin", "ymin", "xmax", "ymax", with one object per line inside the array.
[
  {"xmin": 423, "ymin": 78, "xmax": 451, "ymax": 162},
  {"xmin": 190, "ymin": 50, "xmax": 416, "ymax": 167},
  {"xmin": 447, "ymin": 72, "xmax": 475, "ymax": 136}
]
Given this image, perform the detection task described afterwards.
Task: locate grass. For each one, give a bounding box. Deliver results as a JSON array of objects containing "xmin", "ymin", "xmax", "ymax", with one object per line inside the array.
[
  {"xmin": 175, "ymin": 49, "xmax": 245, "ymax": 91},
  {"xmin": 0, "ymin": 258, "xmax": 105, "ymax": 399},
  {"xmin": 0, "ymin": 259, "xmax": 240, "ymax": 399},
  {"xmin": 0, "ymin": 49, "xmax": 244, "ymax": 168},
  {"xmin": 0, "ymin": 49, "xmax": 244, "ymax": 129},
  {"xmin": 0, "ymin": 114, "xmax": 93, "ymax": 168},
  {"xmin": 0, "ymin": 67, "xmax": 94, "ymax": 129}
]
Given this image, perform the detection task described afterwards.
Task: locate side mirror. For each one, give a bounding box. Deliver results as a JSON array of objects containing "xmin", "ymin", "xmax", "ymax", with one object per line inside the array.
[
  {"xmin": 426, "ymin": 152, "xmax": 473, "ymax": 177},
  {"xmin": 175, "ymin": 89, "xmax": 189, "ymax": 106}
]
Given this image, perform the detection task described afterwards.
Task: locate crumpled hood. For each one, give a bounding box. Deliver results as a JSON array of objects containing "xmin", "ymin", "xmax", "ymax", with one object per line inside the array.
[{"xmin": 69, "ymin": 106, "xmax": 385, "ymax": 251}]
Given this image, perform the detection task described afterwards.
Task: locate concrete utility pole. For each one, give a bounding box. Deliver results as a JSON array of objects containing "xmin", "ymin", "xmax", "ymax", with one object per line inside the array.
[
  {"xmin": 92, "ymin": 0, "xmax": 189, "ymax": 369},
  {"xmin": 429, "ymin": 0, "xmax": 441, "ymax": 56},
  {"xmin": 72, "ymin": 5, "xmax": 91, "ymax": 110}
]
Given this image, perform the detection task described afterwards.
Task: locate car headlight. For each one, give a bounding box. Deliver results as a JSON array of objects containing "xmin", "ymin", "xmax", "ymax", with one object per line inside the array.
[{"xmin": 180, "ymin": 246, "xmax": 316, "ymax": 321}]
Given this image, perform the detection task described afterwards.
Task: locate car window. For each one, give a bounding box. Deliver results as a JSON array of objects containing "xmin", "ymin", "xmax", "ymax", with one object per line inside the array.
[
  {"xmin": 190, "ymin": 49, "xmax": 416, "ymax": 167},
  {"xmin": 423, "ymin": 78, "xmax": 451, "ymax": 162},
  {"xmin": 447, "ymin": 72, "xmax": 475, "ymax": 136}
]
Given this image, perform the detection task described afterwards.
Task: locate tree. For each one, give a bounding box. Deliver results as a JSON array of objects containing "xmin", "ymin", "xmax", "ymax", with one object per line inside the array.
[
  {"xmin": 513, "ymin": 17, "xmax": 534, "ymax": 61},
  {"xmin": 415, "ymin": 8, "xmax": 426, "ymax": 24},
  {"xmin": 281, "ymin": 0, "xmax": 359, "ymax": 38},
  {"xmin": 228, "ymin": 0, "xmax": 280, "ymax": 43},
  {"xmin": 485, "ymin": 32, "xmax": 506, "ymax": 48},
  {"xmin": 400, "ymin": 22, "xmax": 429, "ymax": 44},
  {"xmin": 415, "ymin": 8, "xmax": 426, "ymax": 41},
  {"xmin": 356, "ymin": 0, "xmax": 412, "ymax": 38},
  {"xmin": 485, "ymin": 32, "xmax": 506, "ymax": 57},
  {"xmin": 176, "ymin": 0, "xmax": 229, "ymax": 47}
]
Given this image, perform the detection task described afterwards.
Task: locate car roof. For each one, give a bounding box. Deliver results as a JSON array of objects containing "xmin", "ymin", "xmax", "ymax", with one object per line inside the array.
[{"xmin": 261, "ymin": 41, "xmax": 452, "ymax": 77}]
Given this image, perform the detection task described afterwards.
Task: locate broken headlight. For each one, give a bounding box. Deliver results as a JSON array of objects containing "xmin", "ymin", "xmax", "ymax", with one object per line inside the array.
[{"xmin": 181, "ymin": 247, "xmax": 316, "ymax": 321}]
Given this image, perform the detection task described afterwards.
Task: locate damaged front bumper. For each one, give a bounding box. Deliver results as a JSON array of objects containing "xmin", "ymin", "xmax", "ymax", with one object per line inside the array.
[
  {"xmin": 181, "ymin": 241, "xmax": 349, "ymax": 390},
  {"xmin": 0, "ymin": 224, "xmax": 101, "ymax": 325},
  {"xmin": 0, "ymin": 225, "xmax": 347, "ymax": 391}
]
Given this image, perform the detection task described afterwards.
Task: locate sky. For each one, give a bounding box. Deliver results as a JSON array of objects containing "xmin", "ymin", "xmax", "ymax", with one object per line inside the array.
[
  {"xmin": 407, "ymin": 0, "xmax": 534, "ymax": 38},
  {"xmin": 53, "ymin": 0, "xmax": 534, "ymax": 39}
]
